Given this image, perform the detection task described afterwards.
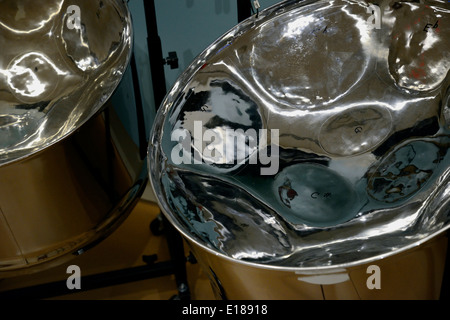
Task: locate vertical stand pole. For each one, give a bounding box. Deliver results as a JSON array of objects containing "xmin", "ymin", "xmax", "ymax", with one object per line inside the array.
[{"xmin": 143, "ymin": 0, "xmax": 191, "ymax": 300}]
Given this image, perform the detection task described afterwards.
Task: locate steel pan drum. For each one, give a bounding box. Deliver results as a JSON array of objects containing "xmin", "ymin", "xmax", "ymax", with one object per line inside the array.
[
  {"xmin": 149, "ymin": 0, "xmax": 450, "ymax": 299},
  {"xmin": 0, "ymin": 0, "xmax": 149, "ymax": 277}
]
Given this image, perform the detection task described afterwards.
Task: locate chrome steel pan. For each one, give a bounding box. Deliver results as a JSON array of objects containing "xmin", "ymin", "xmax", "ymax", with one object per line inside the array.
[
  {"xmin": 149, "ymin": 0, "xmax": 450, "ymax": 272},
  {"xmin": 0, "ymin": 0, "xmax": 149, "ymax": 276}
]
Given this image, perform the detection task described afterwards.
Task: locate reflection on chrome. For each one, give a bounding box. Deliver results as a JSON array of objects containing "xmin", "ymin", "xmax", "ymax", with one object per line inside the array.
[
  {"xmin": 5, "ymin": 52, "xmax": 67, "ymax": 99},
  {"xmin": 149, "ymin": 0, "xmax": 450, "ymax": 269},
  {"xmin": 0, "ymin": 0, "xmax": 132, "ymax": 164},
  {"xmin": 0, "ymin": 0, "xmax": 64, "ymax": 34}
]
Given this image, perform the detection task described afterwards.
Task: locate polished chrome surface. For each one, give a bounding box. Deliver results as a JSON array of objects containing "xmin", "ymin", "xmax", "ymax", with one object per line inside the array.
[
  {"xmin": 186, "ymin": 234, "xmax": 447, "ymax": 299},
  {"xmin": 0, "ymin": 0, "xmax": 150, "ymax": 276},
  {"xmin": 149, "ymin": 0, "xmax": 450, "ymax": 270},
  {"xmin": 0, "ymin": 0, "xmax": 132, "ymax": 165},
  {"xmin": 0, "ymin": 96, "xmax": 149, "ymax": 276}
]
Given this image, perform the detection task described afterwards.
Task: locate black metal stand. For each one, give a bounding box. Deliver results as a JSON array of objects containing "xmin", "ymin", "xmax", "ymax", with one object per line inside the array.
[
  {"xmin": 161, "ymin": 215, "xmax": 191, "ymax": 300},
  {"xmin": 0, "ymin": 214, "xmax": 191, "ymax": 300},
  {"xmin": 144, "ymin": 0, "xmax": 168, "ymax": 110},
  {"xmin": 237, "ymin": 0, "xmax": 253, "ymax": 23}
]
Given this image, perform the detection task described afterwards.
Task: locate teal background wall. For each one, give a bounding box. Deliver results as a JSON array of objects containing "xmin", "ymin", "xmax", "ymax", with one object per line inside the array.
[
  {"xmin": 154, "ymin": 0, "xmax": 281, "ymax": 90},
  {"xmin": 153, "ymin": 0, "xmax": 238, "ymax": 90},
  {"xmin": 128, "ymin": 0, "xmax": 281, "ymax": 113}
]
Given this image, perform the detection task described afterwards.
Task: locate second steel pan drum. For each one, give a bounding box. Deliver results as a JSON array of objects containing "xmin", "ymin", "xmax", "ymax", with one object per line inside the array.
[
  {"xmin": 0, "ymin": 0, "xmax": 150, "ymax": 277},
  {"xmin": 149, "ymin": 0, "xmax": 450, "ymax": 299}
]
